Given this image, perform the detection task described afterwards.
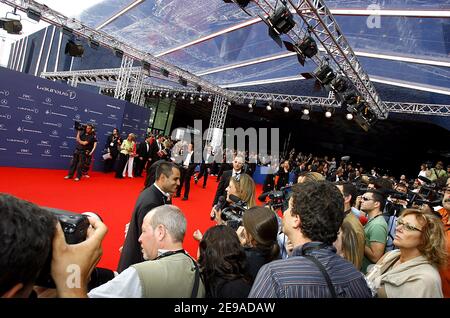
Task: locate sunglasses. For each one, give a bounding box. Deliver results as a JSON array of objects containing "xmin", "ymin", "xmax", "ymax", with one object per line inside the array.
[
  {"xmin": 361, "ymin": 196, "xmax": 373, "ymax": 201},
  {"xmin": 397, "ymin": 219, "xmax": 422, "ymax": 232}
]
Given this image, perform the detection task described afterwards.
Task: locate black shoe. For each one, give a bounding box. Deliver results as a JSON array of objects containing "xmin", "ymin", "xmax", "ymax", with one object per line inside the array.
[
  {"xmin": 174, "ymin": 194, "xmax": 180, "ymax": 198},
  {"xmin": 202, "ymin": 185, "xmax": 206, "ymax": 189},
  {"xmin": 181, "ymin": 197, "xmax": 188, "ymax": 201}
]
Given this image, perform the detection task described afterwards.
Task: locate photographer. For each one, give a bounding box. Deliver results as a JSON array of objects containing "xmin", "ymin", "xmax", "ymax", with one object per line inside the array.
[
  {"xmin": 0, "ymin": 194, "xmax": 107, "ymax": 298},
  {"xmin": 212, "ymin": 173, "xmax": 256, "ymax": 225},
  {"xmin": 64, "ymin": 123, "xmax": 97, "ymax": 182}
]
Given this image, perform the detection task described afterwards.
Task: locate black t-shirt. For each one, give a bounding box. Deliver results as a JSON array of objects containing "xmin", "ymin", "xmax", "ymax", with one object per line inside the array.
[{"xmin": 76, "ymin": 132, "xmax": 97, "ymax": 152}]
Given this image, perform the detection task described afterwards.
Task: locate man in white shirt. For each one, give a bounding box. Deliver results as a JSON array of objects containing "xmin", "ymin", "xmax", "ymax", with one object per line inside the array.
[
  {"xmin": 175, "ymin": 143, "xmax": 197, "ymax": 201},
  {"xmin": 89, "ymin": 205, "xmax": 204, "ymax": 298}
]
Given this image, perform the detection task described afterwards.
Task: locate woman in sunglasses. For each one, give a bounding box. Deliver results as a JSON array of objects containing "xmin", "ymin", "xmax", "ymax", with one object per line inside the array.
[{"xmin": 365, "ymin": 209, "xmax": 447, "ymax": 298}]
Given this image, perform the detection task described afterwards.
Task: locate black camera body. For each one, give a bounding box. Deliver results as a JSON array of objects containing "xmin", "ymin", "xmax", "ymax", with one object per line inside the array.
[
  {"xmin": 35, "ymin": 208, "xmax": 90, "ymax": 288},
  {"xmin": 74, "ymin": 121, "xmax": 87, "ymax": 131},
  {"xmin": 221, "ymin": 206, "xmax": 245, "ymax": 230},
  {"xmin": 48, "ymin": 208, "xmax": 90, "ymax": 244}
]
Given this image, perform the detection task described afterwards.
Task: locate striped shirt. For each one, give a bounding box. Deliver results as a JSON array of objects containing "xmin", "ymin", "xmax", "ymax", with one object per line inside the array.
[{"xmin": 249, "ymin": 242, "xmax": 372, "ymax": 298}]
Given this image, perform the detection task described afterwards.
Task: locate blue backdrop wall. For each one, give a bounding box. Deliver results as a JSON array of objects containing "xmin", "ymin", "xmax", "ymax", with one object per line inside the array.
[{"xmin": 0, "ymin": 67, "xmax": 150, "ymax": 171}]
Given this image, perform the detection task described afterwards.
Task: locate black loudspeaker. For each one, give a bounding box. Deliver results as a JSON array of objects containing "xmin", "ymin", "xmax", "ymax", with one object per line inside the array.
[{"xmin": 65, "ymin": 40, "xmax": 84, "ymax": 57}]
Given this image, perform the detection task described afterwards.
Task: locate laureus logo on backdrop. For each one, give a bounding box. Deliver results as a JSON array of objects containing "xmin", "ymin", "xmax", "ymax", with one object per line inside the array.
[{"xmin": 36, "ymin": 85, "xmax": 77, "ymax": 100}]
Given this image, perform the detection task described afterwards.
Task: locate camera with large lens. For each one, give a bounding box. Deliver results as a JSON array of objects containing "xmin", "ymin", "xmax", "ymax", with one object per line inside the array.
[
  {"xmin": 74, "ymin": 120, "xmax": 87, "ymax": 131},
  {"xmin": 258, "ymin": 186, "xmax": 292, "ymax": 211},
  {"xmin": 221, "ymin": 194, "xmax": 248, "ymax": 230}
]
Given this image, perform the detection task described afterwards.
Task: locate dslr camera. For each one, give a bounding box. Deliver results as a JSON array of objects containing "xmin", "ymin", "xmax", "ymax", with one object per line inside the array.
[
  {"xmin": 74, "ymin": 121, "xmax": 87, "ymax": 131},
  {"xmin": 35, "ymin": 208, "xmax": 99, "ymax": 288}
]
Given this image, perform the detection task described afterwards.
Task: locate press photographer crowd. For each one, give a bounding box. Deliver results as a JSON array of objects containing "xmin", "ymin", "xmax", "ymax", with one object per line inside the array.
[{"xmin": 1, "ymin": 128, "xmax": 450, "ymax": 299}]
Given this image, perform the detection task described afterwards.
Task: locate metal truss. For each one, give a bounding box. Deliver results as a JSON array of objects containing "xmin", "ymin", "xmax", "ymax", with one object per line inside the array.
[
  {"xmin": 41, "ymin": 69, "xmax": 450, "ymax": 117},
  {"xmin": 232, "ymin": 0, "xmax": 387, "ymax": 119},
  {"xmin": 131, "ymin": 68, "xmax": 145, "ymax": 105},
  {"xmin": 114, "ymin": 55, "xmax": 134, "ymax": 100},
  {"xmin": 232, "ymin": 90, "xmax": 450, "ymax": 116},
  {"xmin": 206, "ymin": 95, "xmax": 228, "ymax": 142},
  {"xmin": 1, "ymin": 0, "xmax": 242, "ymax": 102}
]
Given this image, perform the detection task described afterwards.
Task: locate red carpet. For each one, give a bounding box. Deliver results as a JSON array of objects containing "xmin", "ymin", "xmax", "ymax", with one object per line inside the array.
[{"xmin": 0, "ymin": 167, "xmax": 262, "ymax": 270}]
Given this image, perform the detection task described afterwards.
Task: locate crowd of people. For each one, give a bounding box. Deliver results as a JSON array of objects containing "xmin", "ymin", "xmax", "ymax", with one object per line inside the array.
[{"xmin": 2, "ymin": 130, "xmax": 450, "ymax": 298}]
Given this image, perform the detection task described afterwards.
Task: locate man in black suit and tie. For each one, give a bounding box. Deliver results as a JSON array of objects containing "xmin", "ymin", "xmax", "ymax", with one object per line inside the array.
[
  {"xmin": 176, "ymin": 143, "xmax": 197, "ymax": 201},
  {"xmin": 134, "ymin": 135, "xmax": 152, "ymax": 177},
  {"xmin": 117, "ymin": 161, "xmax": 180, "ymax": 273},
  {"xmin": 212, "ymin": 155, "xmax": 245, "ymax": 208},
  {"xmin": 195, "ymin": 144, "xmax": 214, "ymax": 188},
  {"xmin": 149, "ymin": 134, "xmax": 165, "ymax": 167}
]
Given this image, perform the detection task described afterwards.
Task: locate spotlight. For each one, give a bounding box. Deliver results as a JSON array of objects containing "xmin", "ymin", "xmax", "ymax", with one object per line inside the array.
[
  {"xmin": 283, "ymin": 36, "xmax": 318, "ymax": 66},
  {"xmin": 331, "ymin": 75, "xmax": 348, "ymax": 93},
  {"xmin": 159, "ymin": 91, "xmax": 164, "ymax": 97},
  {"xmin": 64, "ymin": 40, "xmax": 84, "ymax": 57},
  {"xmin": 346, "ymin": 113, "xmax": 353, "ymax": 120},
  {"xmin": 179, "ymin": 77, "xmax": 188, "ymax": 86},
  {"xmin": 198, "ymin": 95, "xmax": 203, "ymax": 101},
  {"xmin": 223, "ymin": 0, "xmax": 250, "ymax": 8},
  {"xmin": 88, "ymin": 37, "xmax": 100, "ymax": 50},
  {"xmin": 314, "ymin": 64, "xmax": 335, "ymax": 85},
  {"xmin": 248, "ymin": 102, "xmax": 253, "ymax": 109},
  {"xmin": 207, "ymin": 96, "xmax": 212, "ymax": 102},
  {"xmin": 160, "ymin": 68, "xmax": 169, "ymax": 77},
  {"xmin": 266, "ymin": 103, "xmax": 272, "ymax": 111},
  {"xmin": 114, "ymin": 48, "xmax": 124, "ymax": 58},
  {"xmin": 283, "ymin": 104, "xmax": 292, "ymax": 113},
  {"xmin": 142, "ymin": 61, "xmax": 151, "ymax": 71},
  {"xmin": 267, "ymin": 4, "xmax": 296, "ymax": 35},
  {"xmin": 190, "ymin": 95, "xmax": 194, "ymax": 101},
  {"xmin": 165, "ymin": 92, "xmax": 169, "ymax": 98},
  {"xmin": 227, "ymin": 101, "xmax": 232, "ymax": 106},
  {"xmin": 26, "ymin": 8, "xmax": 41, "ymax": 22},
  {"xmin": 325, "ymin": 110, "xmax": 332, "ymax": 118},
  {"xmin": 302, "ymin": 108, "xmax": 310, "ymax": 115},
  {"xmin": 181, "ymin": 93, "xmax": 185, "ymax": 100},
  {"xmin": 0, "ymin": 18, "xmax": 22, "ymax": 34}
]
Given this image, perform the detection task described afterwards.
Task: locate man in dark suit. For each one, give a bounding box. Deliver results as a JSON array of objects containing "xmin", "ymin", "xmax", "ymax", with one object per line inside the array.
[
  {"xmin": 195, "ymin": 145, "xmax": 214, "ymax": 188},
  {"xmin": 176, "ymin": 143, "xmax": 197, "ymax": 201},
  {"xmin": 117, "ymin": 162, "xmax": 180, "ymax": 273},
  {"xmin": 134, "ymin": 135, "xmax": 152, "ymax": 177},
  {"xmin": 212, "ymin": 155, "xmax": 245, "ymax": 207},
  {"xmin": 147, "ymin": 135, "xmax": 165, "ymax": 172}
]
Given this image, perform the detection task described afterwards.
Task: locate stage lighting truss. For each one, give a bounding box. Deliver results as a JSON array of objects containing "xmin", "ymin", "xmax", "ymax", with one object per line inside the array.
[
  {"xmin": 2, "ymin": 0, "xmax": 241, "ymax": 103},
  {"xmin": 224, "ymin": 0, "xmax": 387, "ymax": 120}
]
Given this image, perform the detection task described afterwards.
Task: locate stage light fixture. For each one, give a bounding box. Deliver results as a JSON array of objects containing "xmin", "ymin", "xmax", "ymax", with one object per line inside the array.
[
  {"xmin": 331, "ymin": 75, "xmax": 348, "ymax": 93},
  {"xmin": 325, "ymin": 109, "xmax": 332, "ymax": 118},
  {"xmin": 0, "ymin": 18, "xmax": 22, "ymax": 34},
  {"xmin": 160, "ymin": 68, "xmax": 169, "ymax": 77},
  {"xmin": 207, "ymin": 96, "xmax": 212, "ymax": 102},
  {"xmin": 223, "ymin": 0, "xmax": 250, "ymax": 8},
  {"xmin": 142, "ymin": 61, "xmax": 151, "ymax": 71},
  {"xmin": 64, "ymin": 40, "xmax": 84, "ymax": 57},
  {"xmin": 266, "ymin": 103, "xmax": 272, "ymax": 111},
  {"xmin": 314, "ymin": 64, "xmax": 335, "ymax": 85},
  {"xmin": 190, "ymin": 95, "xmax": 194, "ymax": 101},
  {"xmin": 283, "ymin": 103, "xmax": 293, "ymax": 113},
  {"xmin": 284, "ymin": 36, "xmax": 318, "ymax": 66},
  {"xmin": 26, "ymin": 8, "xmax": 41, "ymax": 22},
  {"xmin": 198, "ymin": 95, "xmax": 203, "ymax": 101},
  {"xmin": 165, "ymin": 92, "xmax": 170, "ymax": 98},
  {"xmin": 88, "ymin": 37, "xmax": 100, "ymax": 50},
  {"xmin": 226, "ymin": 101, "xmax": 232, "ymax": 106},
  {"xmin": 303, "ymin": 108, "xmax": 310, "ymax": 115},
  {"xmin": 346, "ymin": 113, "xmax": 353, "ymax": 120},
  {"xmin": 181, "ymin": 93, "xmax": 186, "ymax": 100},
  {"xmin": 267, "ymin": 4, "xmax": 296, "ymax": 35},
  {"xmin": 179, "ymin": 77, "xmax": 188, "ymax": 86},
  {"xmin": 114, "ymin": 48, "xmax": 124, "ymax": 58},
  {"xmin": 342, "ymin": 90, "xmax": 360, "ymax": 106}
]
